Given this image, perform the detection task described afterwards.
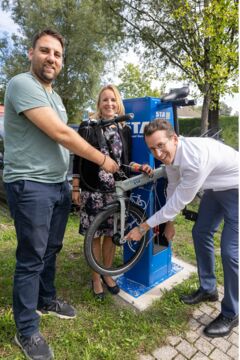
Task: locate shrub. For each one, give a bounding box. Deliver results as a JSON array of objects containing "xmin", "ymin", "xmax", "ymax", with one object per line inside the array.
[{"xmin": 178, "ymin": 116, "xmax": 238, "ymax": 149}]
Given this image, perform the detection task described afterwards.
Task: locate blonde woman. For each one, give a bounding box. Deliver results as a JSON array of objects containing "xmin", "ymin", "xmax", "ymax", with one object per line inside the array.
[{"xmin": 72, "ymin": 85, "xmax": 151, "ymax": 300}]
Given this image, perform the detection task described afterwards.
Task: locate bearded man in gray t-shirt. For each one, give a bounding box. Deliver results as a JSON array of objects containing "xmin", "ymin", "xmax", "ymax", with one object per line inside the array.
[{"xmin": 3, "ymin": 28, "xmax": 118, "ymax": 360}]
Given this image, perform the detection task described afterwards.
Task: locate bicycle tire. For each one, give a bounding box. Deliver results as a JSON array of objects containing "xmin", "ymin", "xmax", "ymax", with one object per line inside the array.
[{"xmin": 84, "ymin": 200, "xmax": 147, "ymax": 276}]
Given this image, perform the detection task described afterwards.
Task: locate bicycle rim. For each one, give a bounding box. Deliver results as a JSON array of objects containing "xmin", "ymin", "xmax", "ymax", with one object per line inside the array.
[{"xmin": 84, "ymin": 201, "xmax": 147, "ymax": 276}]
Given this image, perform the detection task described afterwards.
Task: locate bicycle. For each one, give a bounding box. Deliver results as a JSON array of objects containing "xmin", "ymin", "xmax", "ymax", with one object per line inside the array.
[{"xmin": 84, "ymin": 165, "xmax": 167, "ymax": 277}]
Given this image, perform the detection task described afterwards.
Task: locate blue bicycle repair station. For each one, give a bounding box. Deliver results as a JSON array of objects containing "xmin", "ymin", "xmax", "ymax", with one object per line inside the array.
[{"xmin": 117, "ymin": 96, "xmax": 183, "ymax": 297}]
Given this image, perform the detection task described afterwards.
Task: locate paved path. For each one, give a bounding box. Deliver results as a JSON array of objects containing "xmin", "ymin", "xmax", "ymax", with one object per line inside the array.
[{"xmin": 139, "ymin": 286, "xmax": 239, "ymax": 360}]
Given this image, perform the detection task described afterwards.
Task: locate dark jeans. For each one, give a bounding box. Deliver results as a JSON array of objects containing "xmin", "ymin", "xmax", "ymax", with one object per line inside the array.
[
  {"xmin": 4, "ymin": 180, "xmax": 71, "ymax": 336},
  {"xmin": 192, "ymin": 189, "xmax": 239, "ymax": 318}
]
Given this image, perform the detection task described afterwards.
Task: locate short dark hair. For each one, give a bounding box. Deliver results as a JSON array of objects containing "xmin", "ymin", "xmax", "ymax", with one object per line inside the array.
[
  {"xmin": 32, "ymin": 28, "xmax": 65, "ymax": 50},
  {"xmin": 144, "ymin": 118, "xmax": 175, "ymax": 138}
]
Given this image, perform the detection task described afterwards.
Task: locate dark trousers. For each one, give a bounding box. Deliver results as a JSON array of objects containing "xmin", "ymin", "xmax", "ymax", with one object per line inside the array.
[
  {"xmin": 192, "ymin": 189, "xmax": 239, "ymax": 318},
  {"xmin": 4, "ymin": 180, "xmax": 71, "ymax": 336}
]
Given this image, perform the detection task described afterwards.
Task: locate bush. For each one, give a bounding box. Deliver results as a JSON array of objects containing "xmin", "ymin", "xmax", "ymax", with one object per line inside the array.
[
  {"xmin": 178, "ymin": 116, "xmax": 238, "ymax": 149},
  {"xmin": 220, "ymin": 116, "xmax": 239, "ymax": 150}
]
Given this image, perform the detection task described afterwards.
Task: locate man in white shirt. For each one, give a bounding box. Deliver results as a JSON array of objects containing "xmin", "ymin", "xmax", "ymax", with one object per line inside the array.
[{"xmin": 126, "ymin": 118, "xmax": 238, "ymax": 338}]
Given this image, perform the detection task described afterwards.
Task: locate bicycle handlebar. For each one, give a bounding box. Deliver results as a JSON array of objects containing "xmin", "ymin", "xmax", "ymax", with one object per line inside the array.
[{"xmin": 83, "ymin": 113, "xmax": 134, "ymax": 128}]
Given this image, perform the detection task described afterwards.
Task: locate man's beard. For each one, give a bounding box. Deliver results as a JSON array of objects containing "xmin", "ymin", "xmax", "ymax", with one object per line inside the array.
[
  {"xmin": 38, "ymin": 67, "xmax": 56, "ymax": 84},
  {"xmin": 38, "ymin": 71, "xmax": 56, "ymax": 84},
  {"xmin": 32, "ymin": 62, "xmax": 58, "ymax": 84}
]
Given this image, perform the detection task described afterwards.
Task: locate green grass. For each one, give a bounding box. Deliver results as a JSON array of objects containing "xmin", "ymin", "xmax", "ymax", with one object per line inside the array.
[{"xmin": 0, "ymin": 203, "xmax": 223, "ymax": 360}]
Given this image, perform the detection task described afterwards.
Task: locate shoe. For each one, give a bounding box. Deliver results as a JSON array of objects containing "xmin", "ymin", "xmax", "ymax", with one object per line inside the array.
[
  {"xmin": 15, "ymin": 332, "xmax": 54, "ymax": 360},
  {"xmin": 37, "ymin": 298, "xmax": 76, "ymax": 319},
  {"xmin": 101, "ymin": 275, "xmax": 120, "ymax": 295},
  {"xmin": 180, "ymin": 288, "xmax": 218, "ymax": 305},
  {"xmin": 204, "ymin": 313, "xmax": 239, "ymax": 338},
  {"xmin": 92, "ymin": 281, "xmax": 105, "ymax": 301}
]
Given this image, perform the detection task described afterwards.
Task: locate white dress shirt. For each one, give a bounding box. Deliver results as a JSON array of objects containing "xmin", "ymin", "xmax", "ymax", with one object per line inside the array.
[{"xmin": 147, "ymin": 136, "xmax": 239, "ymax": 228}]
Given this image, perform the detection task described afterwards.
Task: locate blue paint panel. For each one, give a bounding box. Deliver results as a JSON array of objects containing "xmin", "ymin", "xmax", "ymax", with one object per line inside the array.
[
  {"xmin": 117, "ymin": 262, "xmax": 183, "ymax": 298},
  {"xmin": 123, "ymin": 97, "xmax": 175, "ymax": 287}
]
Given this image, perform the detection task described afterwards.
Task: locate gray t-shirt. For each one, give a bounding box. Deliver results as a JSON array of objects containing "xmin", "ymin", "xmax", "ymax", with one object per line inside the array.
[{"xmin": 3, "ymin": 72, "xmax": 69, "ymax": 183}]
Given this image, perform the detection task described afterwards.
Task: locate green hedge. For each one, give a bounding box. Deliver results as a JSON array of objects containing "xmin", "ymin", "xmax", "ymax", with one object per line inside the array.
[{"xmin": 178, "ymin": 116, "xmax": 238, "ymax": 150}]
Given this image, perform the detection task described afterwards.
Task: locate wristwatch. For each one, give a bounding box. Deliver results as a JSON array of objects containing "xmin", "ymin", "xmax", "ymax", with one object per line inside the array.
[{"xmin": 138, "ymin": 224, "xmax": 147, "ymax": 236}]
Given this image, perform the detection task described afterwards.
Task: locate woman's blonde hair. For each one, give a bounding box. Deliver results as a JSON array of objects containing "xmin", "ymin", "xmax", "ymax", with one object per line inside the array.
[{"xmin": 93, "ymin": 84, "xmax": 125, "ymax": 119}]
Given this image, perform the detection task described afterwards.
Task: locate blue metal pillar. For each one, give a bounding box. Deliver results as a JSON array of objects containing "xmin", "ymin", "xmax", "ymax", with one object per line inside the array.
[{"xmin": 119, "ymin": 97, "xmax": 180, "ymax": 294}]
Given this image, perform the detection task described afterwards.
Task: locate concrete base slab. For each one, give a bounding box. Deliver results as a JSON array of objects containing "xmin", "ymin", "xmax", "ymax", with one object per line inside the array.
[{"xmin": 117, "ymin": 257, "xmax": 197, "ymax": 311}]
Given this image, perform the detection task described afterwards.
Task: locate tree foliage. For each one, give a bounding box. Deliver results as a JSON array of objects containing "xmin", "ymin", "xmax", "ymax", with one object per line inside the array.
[
  {"xmin": 219, "ymin": 102, "xmax": 233, "ymax": 116},
  {"xmin": 0, "ymin": 0, "xmax": 125, "ymax": 121},
  {"xmin": 118, "ymin": 63, "xmax": 163, "ymax": 98},
  {"xmin": 0, "ymin": 34, "xmax": 12, "ymax": 103},
  {"xmin": 105, "ymin": 0, "xmax": 238, "ymax": 132}
]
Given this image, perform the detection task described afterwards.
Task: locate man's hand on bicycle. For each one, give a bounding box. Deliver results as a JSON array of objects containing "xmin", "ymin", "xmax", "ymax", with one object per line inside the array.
[{"xmin": 125, "ymin": 222, "xmax": 150, "ymax": 242}]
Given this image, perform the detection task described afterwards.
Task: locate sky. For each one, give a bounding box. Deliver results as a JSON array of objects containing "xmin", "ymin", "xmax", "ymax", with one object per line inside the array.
[
  {"xmin": 0, "ymin": 9, "xmax": 239, "ymax": 115},
  {"xmin": 0, "ymin": 9, "xmax": 19, "ymax": 34}
]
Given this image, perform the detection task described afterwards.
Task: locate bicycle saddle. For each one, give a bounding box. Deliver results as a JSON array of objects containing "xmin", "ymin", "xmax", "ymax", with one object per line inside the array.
[{"xmin": 161, "ymin": 86, "xmax": 189, "ymax": 102}]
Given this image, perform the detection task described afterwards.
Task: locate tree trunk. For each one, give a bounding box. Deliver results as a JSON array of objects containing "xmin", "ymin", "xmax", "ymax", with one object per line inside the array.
[
  {"xmin": 201, "ymin": 93, "xmax": 210, "ymax": 134},
  {"xmin": 200, "ymin": 0, "xmax": 211, "ymax": 135},
  {"xmin": 208, "ymin": 98, "xmax": 220, "ymax": 138}
]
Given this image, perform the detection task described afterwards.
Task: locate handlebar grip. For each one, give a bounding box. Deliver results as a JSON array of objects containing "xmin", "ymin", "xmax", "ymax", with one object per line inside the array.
[
  {"xmin": 80, "ymin": 113, "xmax": 135, "ymax": 128},
  {"xmin": 169, "ymin": 98, "xmax": 196, "ymax": 107},
  {"xmin": 100, "ymin": 113, "xmax": 134, "ymax": 126}
]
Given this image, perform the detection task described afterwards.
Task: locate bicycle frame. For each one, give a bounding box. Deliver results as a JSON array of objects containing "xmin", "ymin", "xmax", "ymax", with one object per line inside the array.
[{"xmin": 114, "ymin": 166, "xmax": 167, "ymax": 240}]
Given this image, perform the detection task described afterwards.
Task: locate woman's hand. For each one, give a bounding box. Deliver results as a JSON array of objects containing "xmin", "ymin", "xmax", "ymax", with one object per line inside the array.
[
  {"xmin": 130, "ymin": 162, "xmax": 153, "ymax": 176},
  {"xmin": 140, "ymin": 164, "xmax": 153, "ymax": 176},
  {"xmin": 72, "ymin": 190, "xmax": 81, "ymax": 206}
]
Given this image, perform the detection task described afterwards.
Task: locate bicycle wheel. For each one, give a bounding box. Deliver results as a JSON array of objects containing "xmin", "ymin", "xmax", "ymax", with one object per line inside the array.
[{"xmin": 84, "ymin": 200, "xmax": 147, "ymax": 276}]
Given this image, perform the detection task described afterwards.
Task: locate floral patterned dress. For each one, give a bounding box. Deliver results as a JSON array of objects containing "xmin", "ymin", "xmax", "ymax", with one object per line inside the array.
[{"xmin": 79, "ymin": 126, "xmax": 123, "ymax": 237}]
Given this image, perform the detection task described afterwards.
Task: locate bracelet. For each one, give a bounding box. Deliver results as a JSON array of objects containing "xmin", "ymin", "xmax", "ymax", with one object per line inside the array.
[
  {"xmin": 72, "ymin": 190, "xmax": 79, "ymax": 192},
  {"xmin": 72, "ymin": 186, "xmax": 79, "ymax": 189},
  {"xmin": 100, "ymin": 154, "xmax": 107, "ymax": 167}
]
